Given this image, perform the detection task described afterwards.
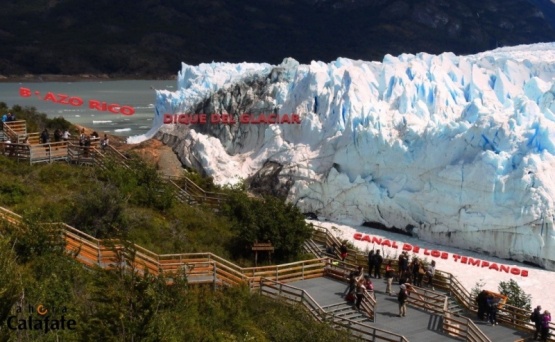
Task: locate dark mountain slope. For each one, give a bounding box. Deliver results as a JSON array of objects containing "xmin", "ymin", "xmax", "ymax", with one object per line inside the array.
[{"xmin": 1, "ymin": 0, "xmax": 554, "ymax": 77}]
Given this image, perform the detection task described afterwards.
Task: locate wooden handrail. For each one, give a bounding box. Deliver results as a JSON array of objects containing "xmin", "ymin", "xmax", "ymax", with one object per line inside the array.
[
  {"xmin": 3, "ymin": 120, "xmax": 27, "ymax": 142},
  {"xmin": 309, "ymin": 224, "xmax": 555, "ymax": 341},
  {"xmin": 443, "ymin": 311, "xmax": 492, "ymax": 342},
  {"xmin": 0, "ymin": 119, "xmax": 549, "ymax": 339},
  {"xmin": 0, "ymin": 208, "xmax": 325, "ymax": 288},
  {"xmin": 163, "ymin": 175, "xmax": 227, "ymax": 209},
  {"xmin": 3, "ymin": 206, "xmax": 552, "ymax": 341},
  {"xmin": 259, "ymin": 278, "xmax": 407, "ymax": 342}
]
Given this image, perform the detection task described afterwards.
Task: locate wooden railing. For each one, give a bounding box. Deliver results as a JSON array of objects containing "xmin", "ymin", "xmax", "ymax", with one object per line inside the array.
[
  {"xmin": 0, "ymin": 120, "xmax": 225, "ymax": 210},
  {"xmin": 0, "ymin": 142, "xmax": 30, "ymax": 161},
  {"xmin": 443, "ymin": 312, "xmax": 491, "ymax": 342},
  {"xmin": 0, "ymin": 206, "xmax": 414, "ymax": 342},
  {"xmin": 29, "ymin": 142, "xmax": 69, "ymax": 164},
  {"xmin": 0, "ymin": 206, "xmax": 325, "ymax": 289},
  {"xmin": 0, "ymin": 141, "xmax": 70, "ymax": 164},
  {"xmin": 3, "ymin": 120, "xmax": 27, "ymax": 142},
  {"xmin": 259, "ymin": 278, "xmax": 407, "ymax": 342},
  {"xmin": 310, "ymin": 224, "xmax": 342, "ymax": 258},
  {"xmin": 24, "ymin": 132, "xmax": 40, "ymax": 144},
  {"xmin": 435, "ymin": 271, "xmax": 554, "ymax": 339},
  {"xmin": 164, "ymin": 175, "xmax": 227, "ymax": 209},
  {"xmin": 308, "ymin": 224, "xmax": 555, "ymax": 341},
  {"xmin": 67, "ymin": 144, "xmax": 103, "ymax": 166}
]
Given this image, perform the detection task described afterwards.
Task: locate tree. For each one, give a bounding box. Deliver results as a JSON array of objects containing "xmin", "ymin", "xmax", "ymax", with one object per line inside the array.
[
  {"xmin": 498, "ymin": 279, "xmax": 531, "ymax": 311},
  {"xmin": 222, "ymin": 190, "xmax": 312, "ymax": 263}
]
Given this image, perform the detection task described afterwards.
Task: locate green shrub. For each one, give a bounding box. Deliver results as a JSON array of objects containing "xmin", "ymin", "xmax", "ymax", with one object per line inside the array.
[
  {"xmin": 498, "ymin": 279, "xmax": 531, "ymax": 311},
  {"xmin": 221, "ymin": 190, "xmax": 312, "ymax": 263}
]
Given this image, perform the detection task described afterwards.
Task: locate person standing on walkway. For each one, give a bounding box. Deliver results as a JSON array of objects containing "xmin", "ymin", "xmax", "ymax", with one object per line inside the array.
[
  {"xmin": 373, "ymin": 250, "xmax": 383, "ymax": 279},
  {"xmin": 426, "ymin": 260, "xmax": 436, "ymax": 290},
  {"xmin": 40, "ymin": 128, "xmax": 50, "ymax": 144},
  {"xmin": 385, "ymin": 261, "xmax": 395, "ymax": 295},
  {"xmin": 398, "ymin": 251, "xmax": 409, "ymax": 280},
  {"xmin": 541, "ymin": 310, "xmax": 551, "ymax": 342},
  {"xmin": 531, "ymin": 305, "xmax": 542, "ymax": 340},
  {"xmin": 487, "ymin": 295, "xmax": 498, "ymax": 326},
  {"xmin": 340, "ymin": 242, "xmax": 348, "ymax": 261},
  {"xmin": 343, "ymin": 270, "xmax": 357, "ymax": 300},
  {"xmin": 477, "ymin": 290, "xmax": 488, "ymax": 321},
  {"xmin": 411, "ymin": 258, "xmax": 421, "ymax": 286},
  {"xmin": 62, "ymin": 129, "xmax": 71, "ymax": 141},
  {"xmin": 367, "ymin": 250, "xmax": 375, "ymax": 277},
  {"xmin": 398, "ymin": 284, "xmax": 408, "ymax": 317},
  {"xmin": 355, "ymin": 279, "xmax": 366, "ymax": 311}
]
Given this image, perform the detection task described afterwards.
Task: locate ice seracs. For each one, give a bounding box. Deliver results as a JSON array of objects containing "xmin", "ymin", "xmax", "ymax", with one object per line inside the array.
[{"xmin": 130, "ymin": 43, "xmax": 555, "ymax": 271}]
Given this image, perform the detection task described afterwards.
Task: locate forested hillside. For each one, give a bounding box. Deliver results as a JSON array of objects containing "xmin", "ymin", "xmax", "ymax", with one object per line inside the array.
[
  {"xmin": 1, "ymin": 0, "xmax": 554, "ymax": 77},
  {"xmin": 0, "ymin": 104, "xmax": 343, "ymax": 340}
]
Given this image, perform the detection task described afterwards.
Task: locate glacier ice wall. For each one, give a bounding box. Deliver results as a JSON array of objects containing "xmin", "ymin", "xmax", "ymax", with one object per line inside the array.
[{"xmin": 132, "ymin": 43, "xmax": 555, "ymax": 270}]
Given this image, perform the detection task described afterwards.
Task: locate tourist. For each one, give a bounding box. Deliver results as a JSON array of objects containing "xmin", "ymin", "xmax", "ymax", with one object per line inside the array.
[
  {"xmin": 477, "ymin": 290, "xmax": 489, "ymax": 321},
  {"xmin": 411, "ymin": 258, "xmax": 421, "ymax": 285},
  {"xmin": 343, "ymin": 269, "xmax": 357, "ymax": 299},
  {"xmin": 427, "ymin": 260, "xmax": 436, "ymax": 290},
  {"xmin": 541, "ymin": 310, "xmax": 551, "ymax": 341},
  {"xmin": 84, "ymin": 135, "xmax": 91, "ymax": 157},
  {"xmin": 367, "ymin": 250, "xmax": 375, "ymax": 277},
  {"xmin": 384, "ymin": 261, "xmax": 395, "ymax": 295},
  {"xmin": 101, "ymin": 134, "xmax": 109, "ymax": 151},
  {"xmin": 398, "ymin": 284, "xmax": 408, "ymax": 317},
  {"xmin": 531, "ymin": 305, "xmax": 542, "ymax": 340},
  {"xmin": 40, "ymin": 128, "xmax": 50, "ymax": 144},
  {"xmin": 62, "ymin": 129, "xmax": 71, "ymax": 141},
  {"xmin": 398, "ymin": 251, "xmax": 409, "ymax": 279},
  {"xmin": 355, "ymin": 279, "xmax": 366, "ymax": 311},
  {"xmin": 79, "ymin": 130, "xmax": 86, "ymax": 146},
  {"xmin": 339, "ymin": 242, "xmax": 348, "ymax": 261},
  {"xmin": 399, "ymin": 269, "xmax": 411, "ymax": 286},
  {"xmin": 53, "ymin": 128, "xmax": 62, "ymax": 142},
  {"xmin": 487, "ymin": 295, "xmax": 499, "ymax": 326},
  {"xmin": 362, "ymin": 275, "xmax": 375, "ymax": 298},
  {"xmin": 373, "ymin": 250, "xmax": 383, "ymax": 279}
]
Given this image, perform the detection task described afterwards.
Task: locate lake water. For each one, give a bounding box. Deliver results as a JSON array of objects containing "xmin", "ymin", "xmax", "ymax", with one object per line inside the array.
[{"xmin": 0, "ymin": 80, "xmax": 176, "ymax": 137}]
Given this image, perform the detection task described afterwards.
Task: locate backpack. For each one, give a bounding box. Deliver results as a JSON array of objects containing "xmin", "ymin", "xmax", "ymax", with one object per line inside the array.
[
  {"xmin": 398, "ymin": 289, "xmax": 407, "ymax": 302},
  {"xmin": 530, "ymin": 311, "xmax": 538, "ymax": 323}
]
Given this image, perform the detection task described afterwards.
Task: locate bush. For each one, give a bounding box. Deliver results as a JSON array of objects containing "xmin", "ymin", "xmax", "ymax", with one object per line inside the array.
[
  {"xmin": 222, "ymin": 190, "xmax": 312, "ymax": 263},
  {"xmin": 498, "ymin": 279, "xmax": 531, "ymax": 311},
  {"xmin": 1, "ymin": 103, "xmax": 73, "ymax": 133},
  {"xmin": 67, "ymin": 181, "xmax": 128, "ymax": 238}
]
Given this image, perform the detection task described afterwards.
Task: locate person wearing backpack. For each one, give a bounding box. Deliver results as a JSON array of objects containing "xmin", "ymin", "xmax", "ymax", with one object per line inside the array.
[
  {"xmin": 397, "ymin": 284, "xmax": 409, "ymax": 317},
  {"xmin": 487, "ymin": 295, "xmax": 499, "ymax": 326},
  {"xmin": 531, "ymin": 305, "xmax": 542, "ymax": 340}
]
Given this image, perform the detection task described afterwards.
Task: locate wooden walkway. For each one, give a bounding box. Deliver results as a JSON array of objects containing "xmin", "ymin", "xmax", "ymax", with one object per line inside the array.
[{"xmin": 290, "ymin": 276, "xmax": 531, "ymax": 342}]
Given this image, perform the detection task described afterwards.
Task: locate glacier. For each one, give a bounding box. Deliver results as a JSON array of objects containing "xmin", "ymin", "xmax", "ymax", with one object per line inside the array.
[{"xmin": 129, "ymin": 43, "xmax": 555, "ymax": 271}]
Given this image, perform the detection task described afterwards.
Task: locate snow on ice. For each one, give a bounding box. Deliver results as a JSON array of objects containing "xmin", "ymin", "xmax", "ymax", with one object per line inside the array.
[{"xmin": 129, "ymin": 43, "xmax": 555, "ymax": 275}]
